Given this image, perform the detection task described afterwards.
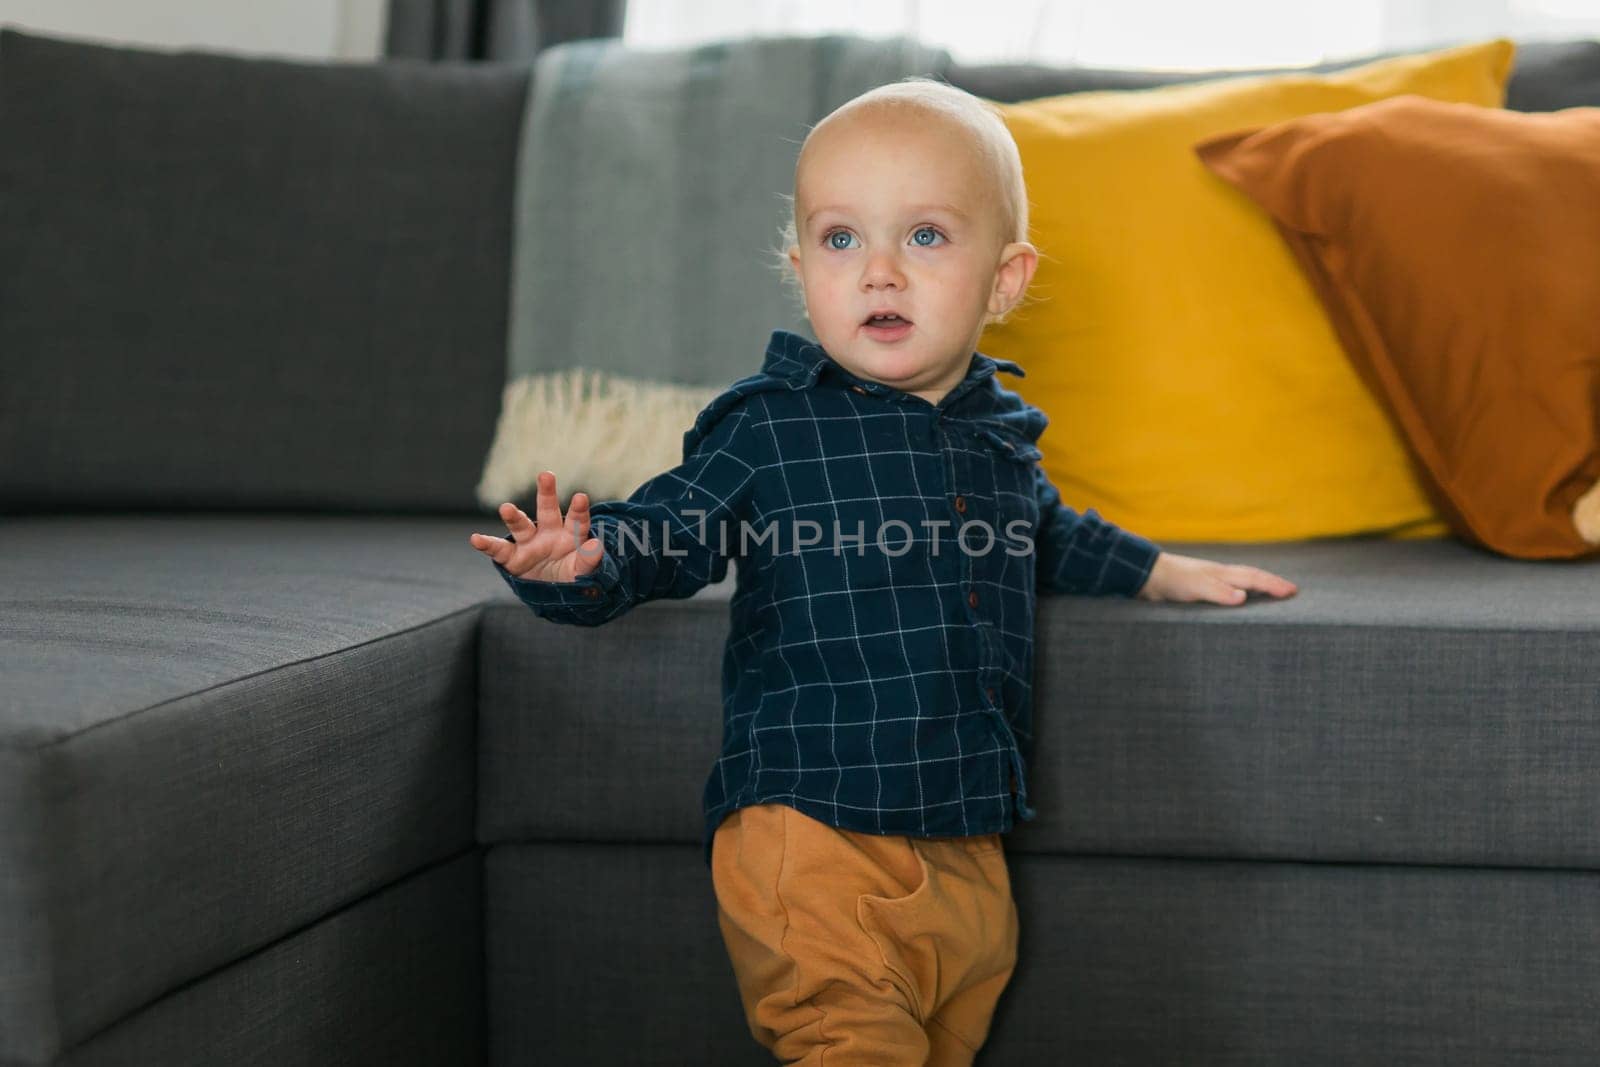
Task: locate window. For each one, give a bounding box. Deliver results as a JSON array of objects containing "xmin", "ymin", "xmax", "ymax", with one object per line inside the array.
[{"xmin": 624, "ymin": 0, "xmax": 1600, "ymax": 70}]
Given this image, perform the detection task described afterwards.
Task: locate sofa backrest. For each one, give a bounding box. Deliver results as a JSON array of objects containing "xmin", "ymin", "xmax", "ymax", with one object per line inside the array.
[
  {"xmin": 0, "ymin": 28, "xmax": 527, "ymax": 515},
  {"xmin": 1, "ymin": 28, "xmax": 1593, "ymax": 517},
  {"xmin": 946, "ymin": 38, "xmax": 1600, "ymax": 106}
]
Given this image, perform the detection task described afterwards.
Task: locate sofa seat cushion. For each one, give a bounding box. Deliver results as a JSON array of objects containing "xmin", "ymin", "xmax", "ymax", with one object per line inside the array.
[
  {"xmin": 63, "ymin": 853, "xmax": 483, "ymax": 1067},
  {"xmin": 0, "ymin": 514, "xmax": 499, "ymax": 1063},
  {"xmin": 479, "ymin": 537, "xmax": 1600, "ymax": 872}
]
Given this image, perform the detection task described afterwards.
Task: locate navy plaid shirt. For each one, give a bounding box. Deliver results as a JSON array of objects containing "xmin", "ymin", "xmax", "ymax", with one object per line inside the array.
[{"xmin": 494, "ymin": 329, "xmax": 1162, "ymax": 868}]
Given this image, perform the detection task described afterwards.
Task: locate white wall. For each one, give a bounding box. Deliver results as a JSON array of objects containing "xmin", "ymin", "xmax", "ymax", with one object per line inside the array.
[{"xmin": 0, "ymin": 0, "xmax": 388, "ymax": 60}]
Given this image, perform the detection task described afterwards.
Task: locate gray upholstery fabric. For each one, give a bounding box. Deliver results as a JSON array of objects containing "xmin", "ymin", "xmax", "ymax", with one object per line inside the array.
[
  {"xmin": 478, "ymin": 580, "xmax": 725, "ymax": 845},
  {"xmin": 992, "ymin": 855, "xmax": 1600, "ymax": 1064},
  {"xmin": 0, "ymin": 515, "xmax": 505, "ymax": 1063},
  {"xmin": 1504, "ymin": 38, "xmax": 1600, "ymax": 109},
  {"xmin": 63, "ymin": 853, "xmax": 483, "ymax": 1067},
  {"xmin": 485, "ymin": 844, "xmax": 761, "ymax": 1066},
  {"xmin": 486, "ymin": 844, "xmax": 1600, "ymax": 1065},
  {"xmin": 948, "ymin": 36, "xmax": 1600, "ymax": 111},
  {"xmin": 480, "ymin": 536, "xmax": 1600, "ymax": 870},
  {"xmin": 948, "ymin": 54, "xmax": 1372, "ymax": 101},
  {"xmin": 386, "ymin": 0, "xmax": 627, "ymax": 62},
  {"xmin": 0, "ymin": 28, "xmax": 526, "ymax": 514}
]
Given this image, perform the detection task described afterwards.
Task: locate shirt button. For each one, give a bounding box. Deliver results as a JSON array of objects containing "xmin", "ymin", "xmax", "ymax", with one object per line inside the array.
[
  {"xmin": 582, "ymin": 587, "xmax": 601, "ymax": 599},
  {"xmin": 968, "ymin": 589, "xmax": 979, "ymax": 609},
  {"xmin": 954, "ymin": 495, "xmax": 967, "ymax": 513},
  {"xmin": 986, "ymin": 686, "xmax": 996, "ymax": 703},
  {"xmin": 850, "ymin": 384, "xmax": 867, "ymax": 394}
]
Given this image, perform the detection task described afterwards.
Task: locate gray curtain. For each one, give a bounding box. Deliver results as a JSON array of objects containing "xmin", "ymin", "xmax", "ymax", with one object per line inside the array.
[{"xmin": 385, "ymin": 0, "xmax": 627, "ymax": 62}]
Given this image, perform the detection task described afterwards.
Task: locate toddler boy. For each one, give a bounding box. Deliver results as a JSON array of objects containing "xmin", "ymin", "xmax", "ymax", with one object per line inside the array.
[{"xmin": 470, "ymin": 78, "xmax": 1296, "ymax": 1066}]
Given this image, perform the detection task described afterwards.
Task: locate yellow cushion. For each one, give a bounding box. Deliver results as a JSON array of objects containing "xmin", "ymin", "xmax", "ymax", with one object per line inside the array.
[{"xmin": 981, "ymin": 39, "xmax": 1514, "ymax": 542}]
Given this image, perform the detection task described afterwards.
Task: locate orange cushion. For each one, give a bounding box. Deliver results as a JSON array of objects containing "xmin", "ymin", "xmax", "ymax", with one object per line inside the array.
[{"xmin": 1196, "ymin": 95, "xmax": 1600, "ymax": 559}]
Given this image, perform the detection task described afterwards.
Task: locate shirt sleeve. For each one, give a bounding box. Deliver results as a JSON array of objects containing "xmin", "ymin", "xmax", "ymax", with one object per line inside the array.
[
  {"xmin": 1030, "ymin": 463, "xmax": 1161, "ymax": 597},
  {"xmin": 491, "ymin": 402, "xmax": 764, "ymax": 626}
]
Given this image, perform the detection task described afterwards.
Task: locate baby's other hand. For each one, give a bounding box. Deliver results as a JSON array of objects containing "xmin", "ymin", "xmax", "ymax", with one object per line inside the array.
[
  {"xmin": 1135, "ymin": 551, "xmax": 1298, "ymax": 606},
  {"xmin": 467, "ymin": 470, "xmax": 605, "ymax": 583}
]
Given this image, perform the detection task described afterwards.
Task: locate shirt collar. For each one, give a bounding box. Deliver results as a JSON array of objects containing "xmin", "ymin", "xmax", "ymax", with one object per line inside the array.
[{"xmin": 760, "ymin": 329, "xmax": 1025, "ymax": 398}]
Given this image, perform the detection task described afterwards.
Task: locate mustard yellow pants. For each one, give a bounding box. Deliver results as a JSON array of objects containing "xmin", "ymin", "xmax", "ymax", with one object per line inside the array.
[{"xmin": 711, "ymin": 802, "xmax": 1019, "ymax": 1066}]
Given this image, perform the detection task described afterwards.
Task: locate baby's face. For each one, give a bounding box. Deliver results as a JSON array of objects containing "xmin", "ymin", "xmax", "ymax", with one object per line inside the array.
[{"xmin": 788, "ymin": 111, "xmax": 1026, "ymax": 405}]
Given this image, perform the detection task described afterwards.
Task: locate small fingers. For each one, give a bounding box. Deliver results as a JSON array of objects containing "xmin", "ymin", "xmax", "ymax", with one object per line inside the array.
[
  {"xmin": 1209, "ymin": 581, "xmax": 1298, "ymax": 607},
  {"xmin": 1222, "ymin": 565, "xmax": 1298, "ymax": 598},
  {"xmin": 566, "ymin": 491, "xmax": 591, "ymax": 547},
  {"xmin": 467, "ymin": 530, "xmax": 513, "ymax": 563},
  {"xmin": 572, "ymin": 537, "xmax": 604, "ymax": 575},
  {"xmin": 497, "ymin": 500, "xmax": 534, "ymax": 539},
  {"xmin": 532, "ymin": 470, "xmax": 564, "ymax": 530}
]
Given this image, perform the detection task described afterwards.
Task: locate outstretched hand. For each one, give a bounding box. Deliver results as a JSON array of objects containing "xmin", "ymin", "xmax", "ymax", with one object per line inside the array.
[
  {"xmin": 467, "ymin": 470, "xmax": 605, "ymax": 583},
  {"xmin": 1135, "ymin": 551, "xmax": 1298, "ymax": 606}
]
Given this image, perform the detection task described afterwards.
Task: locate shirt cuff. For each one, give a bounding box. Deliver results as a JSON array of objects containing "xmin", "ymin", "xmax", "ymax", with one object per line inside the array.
[{"xmin": 1100, "ymin": 527, "xmax": 1162, "ymax": 598}]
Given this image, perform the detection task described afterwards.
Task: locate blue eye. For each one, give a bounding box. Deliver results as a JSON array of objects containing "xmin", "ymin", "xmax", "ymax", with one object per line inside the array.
[
  {"xmin": 825, "ymin": 230, "xmax": 858, "ymax": 250},
  {"xmin": 911, "ymin": 226, "xmax": 945, "ymax": 247}
]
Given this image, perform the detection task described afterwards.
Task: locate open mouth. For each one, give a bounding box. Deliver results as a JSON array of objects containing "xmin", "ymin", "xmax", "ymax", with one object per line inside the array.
[{"xmin": 861, "ymin": 312, "xmax": 913, "ymax": 339}]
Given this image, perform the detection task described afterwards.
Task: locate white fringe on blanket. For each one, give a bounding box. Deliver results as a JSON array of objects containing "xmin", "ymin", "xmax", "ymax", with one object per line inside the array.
[{"xmin": 475, "ymin": 368, "xmax": 719, "ymax": 511}]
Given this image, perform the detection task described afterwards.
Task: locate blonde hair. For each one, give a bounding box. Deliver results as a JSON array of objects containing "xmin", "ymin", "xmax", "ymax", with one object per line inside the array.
[{"xmin": 770, "ymin": 77, "xmax": 1037, "ymax": 325}]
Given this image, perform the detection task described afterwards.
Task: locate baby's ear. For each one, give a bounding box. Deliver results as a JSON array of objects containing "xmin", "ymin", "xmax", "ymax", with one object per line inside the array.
[{"xmin": 989, "ymin": 241, "xmax": 1039, "ymax": 317}]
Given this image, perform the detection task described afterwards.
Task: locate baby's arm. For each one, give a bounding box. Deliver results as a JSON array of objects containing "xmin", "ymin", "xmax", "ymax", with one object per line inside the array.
[
  {"xmin": 468, "ymin": 403, "xmax": 762, "ymax": 626},
  {"xmin": 1028, "ymin": 464, "xmax": 1298, "ymax": 605},
  {"xmin": 1030, "ymin": 463, "xmax": 1163, "ymax": 598}
]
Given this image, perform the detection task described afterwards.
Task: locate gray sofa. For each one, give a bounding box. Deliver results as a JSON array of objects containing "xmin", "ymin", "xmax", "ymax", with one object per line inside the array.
[{"xmin": 3, "ymin": 24, "xmax": 1599, "ymax": 1067}]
